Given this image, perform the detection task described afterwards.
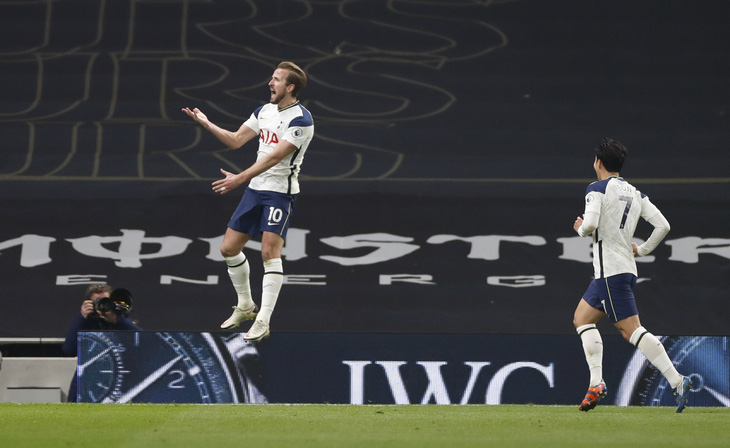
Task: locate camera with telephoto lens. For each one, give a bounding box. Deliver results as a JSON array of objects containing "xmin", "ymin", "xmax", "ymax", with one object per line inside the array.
[
  {"xmin": 93, "ymin": 296, "xmax": 115, "ymax": 313},
  {"xmin": 92, "ymin": 288, "xmax": 133, "ymax": 315}
]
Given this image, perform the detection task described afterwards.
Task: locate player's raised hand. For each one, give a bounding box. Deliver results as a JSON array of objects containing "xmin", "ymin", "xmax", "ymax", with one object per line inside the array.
[{"xmin": 181, "ymin": 107, "xmax": 210, "ymax": 127}]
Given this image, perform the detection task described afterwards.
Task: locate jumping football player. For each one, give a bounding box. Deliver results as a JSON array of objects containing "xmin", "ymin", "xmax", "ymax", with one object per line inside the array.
[{"xmin": 182, "ymin": 61, "xmax": 314, "ymax": 342}]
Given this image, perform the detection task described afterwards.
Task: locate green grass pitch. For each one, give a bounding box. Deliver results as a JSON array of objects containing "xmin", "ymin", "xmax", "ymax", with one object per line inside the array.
[{"xmin": 1, "ymin": 404, "xmax": 728, "ymax": 448}]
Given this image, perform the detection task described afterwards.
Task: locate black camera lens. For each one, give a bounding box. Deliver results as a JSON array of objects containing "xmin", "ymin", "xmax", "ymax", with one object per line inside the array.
[{"xmin": 94, "ymin": 296, "xmax": 115, "ymax": 313}]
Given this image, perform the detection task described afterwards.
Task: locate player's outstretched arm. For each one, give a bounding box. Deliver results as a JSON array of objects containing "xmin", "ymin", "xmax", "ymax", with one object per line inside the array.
[
  {"xmin": 212, "ymin": 141, "xmax": 298, "ymax": 195},
  {"xmin": 182, "ymin": 107, "xmax": 256, "ymax": 149}
]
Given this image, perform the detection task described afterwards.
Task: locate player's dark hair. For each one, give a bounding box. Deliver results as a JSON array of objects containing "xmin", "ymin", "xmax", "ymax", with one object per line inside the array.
[
  {"xmin": 595, "ymin": 137, "xmax": 627, "ymax": 172},
  {"xmin": 278, "ymin": 61, "xmax": 307, "ymax": 97}
]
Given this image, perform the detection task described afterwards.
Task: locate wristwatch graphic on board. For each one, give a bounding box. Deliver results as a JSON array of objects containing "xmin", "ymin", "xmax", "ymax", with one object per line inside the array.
[
  {"xmin": 616, "ymin": 336, "xmax": 729, "ymax": 407},
  {"xmin": 77, "ymin": 331, "xmax": 266, "ymax": 403}
]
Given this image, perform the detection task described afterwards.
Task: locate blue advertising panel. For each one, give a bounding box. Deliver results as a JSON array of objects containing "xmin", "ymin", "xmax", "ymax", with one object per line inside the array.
[
  {"xmin": 78, "ymin": 332, "xmax": 729, "ymax": 408},
  {"xmin": 77, "ymin": 331, "xmax": 265, "ymax": 403}
]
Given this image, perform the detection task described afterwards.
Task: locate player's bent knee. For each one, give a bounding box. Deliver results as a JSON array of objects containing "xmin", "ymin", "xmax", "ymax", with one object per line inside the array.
[
  {"xmin": 220, "ymin": 245, "xmax": 240, "ymax": 259},
  {"xmin": 260, "ymin": 248, "xmax": 281, "ymax": 261}
]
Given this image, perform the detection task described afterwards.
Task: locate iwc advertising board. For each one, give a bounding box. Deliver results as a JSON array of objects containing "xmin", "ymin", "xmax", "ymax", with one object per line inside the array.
[{"xmin": 77, "ymin": 332, "xmax": 728, "ymax": 407}]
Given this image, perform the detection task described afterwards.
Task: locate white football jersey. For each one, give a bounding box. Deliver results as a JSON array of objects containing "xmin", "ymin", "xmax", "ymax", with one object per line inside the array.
[
  {"xmin": 583, "ymin": 176, "xmax": 661, "ymax": 278},
  {"xmin": 243, "ymin": 101, "xmax": 314, "ymax": 195}
]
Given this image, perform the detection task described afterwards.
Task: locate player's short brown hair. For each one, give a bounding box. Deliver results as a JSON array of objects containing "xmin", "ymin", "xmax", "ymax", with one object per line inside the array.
[{"xmin": 278, "ymin": 61, "xmax": 307, "ymax": 97}]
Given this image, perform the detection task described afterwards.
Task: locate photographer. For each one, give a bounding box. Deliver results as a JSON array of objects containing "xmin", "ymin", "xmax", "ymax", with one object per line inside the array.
[{"xmin": 62, "ymin": 284, "xmax": 141, "ymax": 402}]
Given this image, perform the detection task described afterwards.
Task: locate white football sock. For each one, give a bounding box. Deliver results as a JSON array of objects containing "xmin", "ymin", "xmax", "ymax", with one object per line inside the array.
[
  {"xmin": 630, "ymin": 326, "xmax": 683, "ymax": 389},
  {"xmin": 257, "ymin": 258, "xmax": 283, "ymax": 326},
  {"xmin": 225, "ymin": 253, "xmax": 255, "ymax": 310},
  {"xmin": 577, "ymin": 324, "xmax": 604, "ymax": 386}
]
